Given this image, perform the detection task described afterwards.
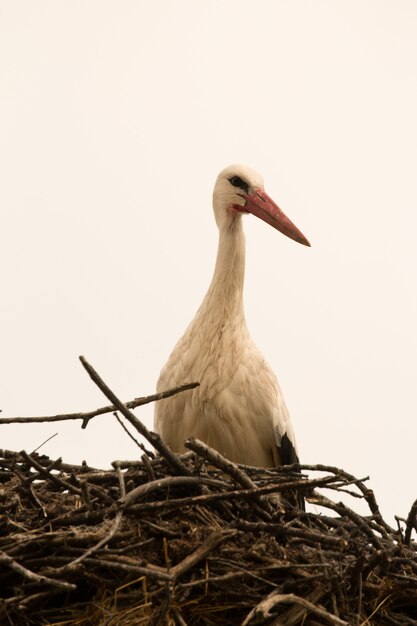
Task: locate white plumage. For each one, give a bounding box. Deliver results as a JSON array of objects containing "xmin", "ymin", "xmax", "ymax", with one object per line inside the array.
[{"xmin": 154, "ymin": 164, "xmax": 310, "ymax": 467}]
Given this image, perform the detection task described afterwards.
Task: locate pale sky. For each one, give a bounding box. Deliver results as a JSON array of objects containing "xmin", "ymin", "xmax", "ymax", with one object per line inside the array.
[{"xmin": 1, "ymin": 1, "xmax": 416, "ymax": 523}]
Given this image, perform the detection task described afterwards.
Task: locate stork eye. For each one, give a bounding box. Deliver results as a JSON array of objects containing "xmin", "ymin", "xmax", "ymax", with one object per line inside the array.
[{"xmin": 228, "ymin": 176, "xmax": 249, "ymax": 193}]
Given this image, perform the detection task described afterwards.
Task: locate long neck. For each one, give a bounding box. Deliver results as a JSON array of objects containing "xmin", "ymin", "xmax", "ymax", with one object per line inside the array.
[{"xmin": 199, "ymin": 217, "xmax": 247, "ymax": 327}]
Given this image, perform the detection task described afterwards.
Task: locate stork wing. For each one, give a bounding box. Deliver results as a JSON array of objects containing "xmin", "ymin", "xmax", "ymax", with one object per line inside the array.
[
  {"xmin": 271, "ymin": 387, "xmax": 299, "ymax": 465},
  {"xmin": 272, "ymin": 400, "xmax": 304, "ymax": 509},
  {"xmin": 274, "ymin": 431, "xmax": 300, "ymax": 465}
]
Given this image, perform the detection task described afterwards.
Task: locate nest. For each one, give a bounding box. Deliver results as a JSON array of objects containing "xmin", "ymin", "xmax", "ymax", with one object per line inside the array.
[{"xmin": 1, "ymin": 358, "xmax": 417, "ymax": 626}]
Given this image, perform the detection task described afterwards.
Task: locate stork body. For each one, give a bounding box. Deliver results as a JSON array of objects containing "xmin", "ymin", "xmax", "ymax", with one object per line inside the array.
[{"xmin": 154, "ymin": 165, "xmax": 310, "ymax": 467}]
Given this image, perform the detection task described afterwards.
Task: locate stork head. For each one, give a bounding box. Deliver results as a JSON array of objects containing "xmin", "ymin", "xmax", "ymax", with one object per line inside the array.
[{"xmin": 213, "ymin": 164, "xmax": 310, "ymax": 246}]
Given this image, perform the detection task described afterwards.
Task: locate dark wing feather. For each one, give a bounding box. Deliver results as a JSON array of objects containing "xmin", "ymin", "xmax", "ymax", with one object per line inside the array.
[
  {"xmin": 279, "ymin": 432, "xmax": 300, "ymax": 465},
  {"xmin": 273, "ymin": 430, "xmax": 304, "ymax": 510}
]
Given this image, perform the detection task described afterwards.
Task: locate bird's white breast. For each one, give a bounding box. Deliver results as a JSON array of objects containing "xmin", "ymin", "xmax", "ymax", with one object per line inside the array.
[{"xmin": 154, "ymin": 314, "xmax": 294, "ymax": 467}]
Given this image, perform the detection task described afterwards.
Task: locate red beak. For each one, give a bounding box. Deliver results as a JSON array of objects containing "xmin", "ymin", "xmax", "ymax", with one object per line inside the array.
[{"xmin": 243, "ymin": 190, "xmax": 310, "ymax": 247}]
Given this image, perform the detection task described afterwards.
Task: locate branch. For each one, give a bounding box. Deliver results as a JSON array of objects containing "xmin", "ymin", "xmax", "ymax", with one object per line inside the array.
[
  {"xmin": 79, "ymin": 356, "xmax": 192, "ymax": 477},
  {"xmin": 185, "ymin": 437, "xmax": 274, "ymax": 520},
  {"xmin": 242, "ymin": 591, "xmax": 349, "ymax": 626},
  {"xmin": 0, "ymin": 550, "xmax": 76, "ymax": 591},
  {"xmin": 185, "ymin": 437, "xmax": 260, "ymax": 491},
  {"xmin": 170, "ymin": 529, "xmax": 237, "ymax": 580},
  {"xmin": 124, "ymin": 475, "xmax": 338, "ymax": 515},
  {"xmin": 56, "ymin": 511, "xmax": 124, "ymax": 574},
  {"xmin": 113, "ymin": 412, "xmax": 155, "ymax": 458},
  {"xmin": 308, "ymin": 491, "xmax": 384, "ymax": 551},
  {"xmin": 19, "ymin": 451, "xmax": 82, "ymax": 496},
  {"xmin": 118, "ymin": 476, "xmax": 204, "ymax": 508},
  {"xmin": 0, "ymin": 382, "xmax": 199, "ymax": 427}
]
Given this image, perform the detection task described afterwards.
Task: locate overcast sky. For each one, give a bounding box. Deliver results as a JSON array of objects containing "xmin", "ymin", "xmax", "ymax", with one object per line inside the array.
[{"xmin": 1, "ymin": 1, "xmax": 416, "ymax": 523}]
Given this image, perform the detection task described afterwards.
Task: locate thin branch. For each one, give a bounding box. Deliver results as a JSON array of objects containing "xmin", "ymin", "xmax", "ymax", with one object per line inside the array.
[
  {"xmin": 170, "ymin": 529, "xmax": 237, "ymax": 580},
  {"xmin": 31, "ymin": 432, "xmax": 59, "ymax": 454},
  {"xmin": 113, "ymin": 412, "xmax": 155, "ymax": 458},
  {"xmin": 53, "ymin": 510, "xmax": 124, "ymax": 573},
  {"xmin": 118, "ymin": 476, "xmax": 204, "ymax": 508},
  {"xmin": 19, "ymin": 451, "xmax": 82, "ymax": 496},
  {"xmin": 185, "ymin": 437, "xmax": 274, "ymax": 520},
  {"xmin": 241, "ymin": 591, "xmax": 349, "ymax": 626},
  {"xmin": 81, "ymin": 556, "xmax": 173, "ymax": 582},
  {"xmin": 0, "ymin": 381, "xmax": 199, "ymax": 426},
  {"xmin": 0, "ymin": 550, "xmax": 76, "ymax": 591},
  {"xmin": 308, "ymin": 491, "xmax": 384, "ymax": 551},
  {"xmin": 185, "ymin": 437, "xmax": 263, "ymax": 491},
  {"xmin": 20, "ymin": 456, "xmax": 63, "ymax": 486},
  {"xmin": 141, "ymin": 453, "xmax": 156, "ymax": 481},
  {"xmin": 79, "ymin": 356, "xmax": 192, "ymax": 476},
  {"xmin": 236, "ymin": 520, "xmax": 348, "ymax": 549},
  {"xmin": 125, "ymin": 475, "xmax": 338, "ymax": 515}
]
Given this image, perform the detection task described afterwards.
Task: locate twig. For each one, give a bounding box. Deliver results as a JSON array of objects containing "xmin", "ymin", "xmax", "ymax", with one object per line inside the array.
[
  {"xmin": 21, "ymin": 456, "xmax": 63, "ymax": 486},
  {"xmin": 115, "ymin": 463, "xmax": 126, "ymax": 499},
  {"xmin": 79, "ymin": 481, "xmax": 92, "ymax": 509},
  {"xmin": 185, "ymin": 437, "xmax": 264, "ymax": 491},
  {"xmin": 185, "ymin": 437, "xmax": 274, "ymax": 520},
  {"xmin": 79, "ymin": 356, "xmax": 192, "ymax": 477},
  {"xmin": 235, "ymin": 520, "xmax": 348, "ymax": 549},
  {"xmin": 170, "ymin": 530, "xmax": 237, "ymax": 580},
  {"xmin": 308, "ymin": 491, "xmax": 384, "ymax": 551},
  {"xmin": 125, "ymin": 475, "xmax": 338, "ymax": 514},
  {"xmin": 118, "ymin": 476, "xmax": 204, "ymax": 508},
  {"xmin": 19, "ymin": 451, "xmax": 82, "ymax": 495},
  {"xmin": 53, "ymin": 511, "xmax": 124, "ymax": 573},
  {"xmin": 141, "ymin": 453, "xmax": 156, "ymax": 481},
  {"xmin": 113, "ymin": 412, "xmax": 155, "ymax": 458},
  {"xmin": 52, "ymin": 466, "xmax": 128, "ymax": 572},
  {"xmin": 179, "ymin": 562, "xmax": 332, "ymax": 589},
  {"xmin": 241, "ymin": 591, "xmax": 349, "ymax": 626},
  {"xmin": 290, "ymin": 463, "xmax": 393, "ymax": 534},
  {"xmin": 172, "ymin": 609, "xmax": 189, "ymax": 626},
  {"xmin": 31, "ymin": 432, "xmax": 59, "ymax": 454},
  {"xmin": 81, "ymin": 556, "xmax": 172, "ymax": 582},
  {"xmin": 0, "ymin": 381, "xmax": 199, "ymax": 426},
  {"xmin": 0, "ymin": 550, "xmax": 76, "ymax": 591}
]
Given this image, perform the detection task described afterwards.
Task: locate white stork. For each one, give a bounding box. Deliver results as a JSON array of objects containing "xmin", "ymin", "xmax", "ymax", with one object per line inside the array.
[{"xmin": 154, "ymin": 165, "xmax": 310, "ymax": 468}]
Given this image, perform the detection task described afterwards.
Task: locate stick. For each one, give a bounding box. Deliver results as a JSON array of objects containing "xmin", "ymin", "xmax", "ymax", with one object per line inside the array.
[
  {"xmin": 54, "ymin": 469, "xmax": 126, "ymax": 572},
  {"xmin": 308, "ymin": 491, "xmax": 384, "ymax": 551},
  {"xmin": 0, "ymin": 382, "xmax": 199, "ymax": 426},
  {"xmin": 79, "ymin": 356, "xmax": 192, "ymax": 476},
  {"xmin": 170, "ymin": 530, "xmax": 237, "ymax": 580},
  {"xmin": 113, "ymin": 412, "xmax": 155, "ymax": 457},
  {"xmin": 31, "ymin": 433, "xmax": 59, "ymax": 454},
  {"xmin": 20, "ymin": 451, "xmax": 82, "ymax": 496},
  {"xmin": 118, "ymin": 476, "xmax": 203, "ymax": 508},
  {"xmin": 185, "ymin": 437, "xmax": 261, "ymax": 491},
  {"xmin": 235, "ymin": 520, "xmax": 348, "ymax": 548},
  {"xmin": 125, "ymin": 475, "xmax": 338, "ymax": 514},
  {"xmin": 241, "ymin": 591, "xmax": 349, "ymax": 626},
  {"xmin": 185, "ymin": 437, "xmax": 275, "ymax": 520},
  {"xmin": 0, "ymin": 550, "xmax": 76, "ymax": 591}
]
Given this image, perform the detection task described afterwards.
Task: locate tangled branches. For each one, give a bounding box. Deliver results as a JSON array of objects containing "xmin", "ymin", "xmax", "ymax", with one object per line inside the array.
[{"xmin": 0, "ymin": 358, "xmax": 416, "ymax": 625}]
